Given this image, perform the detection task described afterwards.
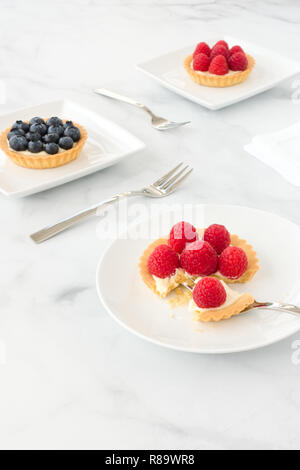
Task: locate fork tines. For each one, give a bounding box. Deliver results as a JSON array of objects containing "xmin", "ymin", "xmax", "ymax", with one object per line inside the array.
[{"xmin": 153, "ymin": 162, "xmax": 193, "ymax": 192}]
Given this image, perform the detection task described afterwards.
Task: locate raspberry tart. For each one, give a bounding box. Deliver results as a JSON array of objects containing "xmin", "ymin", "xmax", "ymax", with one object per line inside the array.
[
  {"xmin": 184, "ymin": 40, "xmax": 255, "ymax": 88},
  {"xmin": 0, "ymin": 117, "xmax": 87, "ymax": 169},
  {"xmin": 139, "ymin": 221, "xmax": 259, "ymax": 321}
]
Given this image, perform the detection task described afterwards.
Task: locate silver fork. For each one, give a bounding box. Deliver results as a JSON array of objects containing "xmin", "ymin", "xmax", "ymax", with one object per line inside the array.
[
  {"xmin": 94, "ymin": 88, "xmax": 190, "ymax": 131},
  {"xmin": 183, "ymin": 283, "xmax": 300, "ymax": 317},
  {"xmin": 242, "ymin": 301, "xmax": 300, "ymax": 317},
  {"xmin": 30, "ymin": 162, "xmax": 193, "ymax": 244}
]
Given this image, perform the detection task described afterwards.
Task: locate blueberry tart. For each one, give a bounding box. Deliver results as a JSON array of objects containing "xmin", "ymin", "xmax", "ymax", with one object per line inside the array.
[{"xmin": 0, "ymin": 117, "xmax": 87, "ymax": 169}]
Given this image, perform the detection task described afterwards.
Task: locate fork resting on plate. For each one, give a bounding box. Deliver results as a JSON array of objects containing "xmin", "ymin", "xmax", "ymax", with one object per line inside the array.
[{"xmin": 183, "ymin": 282, "xmax": 300, "ymax": 317}]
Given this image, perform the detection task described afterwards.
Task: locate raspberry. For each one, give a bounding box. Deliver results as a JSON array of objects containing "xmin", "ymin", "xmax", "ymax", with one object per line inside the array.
[
  {"xmin": 193, "ymin": 42, "xmax": 211, "ymax": 58},
  {"xmin": 180, "ymin": 240, "xmax": 218, "ymax": 276},
  {"xmin": 208, "ymin": 55, "xmax": 228, "ymax": 75},
  {"xmin": 228, "ymin": 45, "xmax": 244, "ymax": 57},
  {"xmin": 193, "ymin": 277, "xmax": 226, "ymax": 309},
  {"xmin": 203, "ymin": 224, "xmax": 231, "ymax": 255},
  {"xmin": 148, "ymin": 244, "xmax": 179, "ymax": 279},
  {"xmin": 168, "ymin": 221, "xmax": 198, "ymax": 254},
  {"xmin": 219, "ymin": 246, "xmax": 248, "ymax": 279},
  {"xmin": 214, "ymin": 40, "xmax": 229, "ymax": 50},
  {"xmin": 210, "ymin": 45, "xmax": 228, "ymax": 61},
  {"xmin": 228, "ymin": 52, "xmax": 248, "ymax": 71},
  {"xmin": 193, "ymin": 53, "xmax": 210, "ymax": 72}
]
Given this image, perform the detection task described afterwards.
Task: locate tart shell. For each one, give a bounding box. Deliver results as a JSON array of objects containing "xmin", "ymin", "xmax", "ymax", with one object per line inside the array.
[
  {"xmin": 192, "ymin": 292, "xmax": 254, "ymax": 322},
  {"xmin": 184, "ymin": 54, "xmax": 255, "ymax": 87},
  {"xmin": 0, "ymin": 121, "xmax": 88, "ymax": 169}
]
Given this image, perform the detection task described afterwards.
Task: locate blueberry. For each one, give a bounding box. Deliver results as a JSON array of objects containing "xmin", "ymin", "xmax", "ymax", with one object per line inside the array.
[
  {"xmin": 59, "ymin": 136, "xmax": 73, "ymax": 150},
  {"xmin": 46, "ymin": 116, "xmax": 63, "ymax": 127},
  {"xmin": 64, "ymin": 126, "xmax": 80, "ymax": 142},
  {"xmin": 45, "ymin": 142, "xmax": 59, "ymax": 154},
  {"xmin": 12, "ymin": 120, "xmax": 30, "ymax": 132},
  {"xmin": 63, "ymin": 120, "xmax": 74, "ymax": 129},
  {"xmin": 30, "ymin": 123, "xmax": 47, "ymax": 135},
  {"xmin": 7, "ymin": 129, "xmax": 25, "ymax": 140},
  {"xmin": 25, "ymin": 132, "xmax": 42, "ymax": 142},
  {"xmin": 43, "ymin": 133, "xmax": 59, "ymax": 144},
  {"xmin": 9, "ymin": 135, "xmax": 28, "ymax": 151},
  {"xmin": 28, "ymin": 140, "xmax": 43, "ymax": 153},
  {"xmin": 48, "ymin": 125, "xmax": 64, "ymax": 136},
  {"xmin": 29, "ymin": 117, "xmax": 45, "ymax": 126}
]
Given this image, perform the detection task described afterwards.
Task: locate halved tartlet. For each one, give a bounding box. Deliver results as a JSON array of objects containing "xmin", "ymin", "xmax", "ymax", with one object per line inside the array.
[
  {"xmin": 139, "ymin": 222, "xmax": 258, "ymax": 322},
  {"xmin": 140, "ymin": 238, "xmax": 255, "ymax": 322},
  {"xmin": 139, "ymin": 232, "xmax": 259, "ymax": 298}
]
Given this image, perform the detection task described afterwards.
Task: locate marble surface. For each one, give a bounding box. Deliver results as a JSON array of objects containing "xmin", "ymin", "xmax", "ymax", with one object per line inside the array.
[{"xmin": 1, "ymin": 0, "xmax": 300, "ymax": 450}]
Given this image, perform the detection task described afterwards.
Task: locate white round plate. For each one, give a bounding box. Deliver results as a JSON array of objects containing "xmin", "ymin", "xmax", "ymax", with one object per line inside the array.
[{"xmin": 96, "ymin": 205, "xmax": 300, "ymax": 354}]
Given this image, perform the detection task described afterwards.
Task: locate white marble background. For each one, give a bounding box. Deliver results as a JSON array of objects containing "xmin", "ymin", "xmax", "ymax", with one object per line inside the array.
[{"xmin": 0, "ymin": 0, "xmax": 300, "ymax": 450}]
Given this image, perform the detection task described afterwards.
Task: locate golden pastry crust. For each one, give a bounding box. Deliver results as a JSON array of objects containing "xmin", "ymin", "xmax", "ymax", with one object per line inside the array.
[
  {"xmin": 192, "ymin": 292, "xmax": 254, "ymax": 322},
  {"xmin": 213, "ymin": 234, "xmax": 259, "ymax": 284},
  {"xmin": 183, "ymin": 54, "xmax": 255, "ymax": 87},
  {"xmin": 139, "ymin": 238, "xmax": 189, "ymax": 298},
  {"xmin": 0, "ymin": 120, "xmax": 87, "ymax": 169}
]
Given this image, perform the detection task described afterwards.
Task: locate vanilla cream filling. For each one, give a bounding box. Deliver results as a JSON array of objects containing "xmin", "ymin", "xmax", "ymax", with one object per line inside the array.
[
  {"xmin": 153, "ymin": 268, "xmax": 185, "ymax": 296},
  {"xmin": 189, "ymin": 279, "xmax": 242, "ymax": 314}
]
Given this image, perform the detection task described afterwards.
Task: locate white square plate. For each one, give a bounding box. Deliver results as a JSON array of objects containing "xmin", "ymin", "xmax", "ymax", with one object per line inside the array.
[
  {"xmin": 0, "ymin": 100, "xmax": 145, "ymax": 198},
  {"xmin": 137, "ymin": 35, "xmax": 300, "ymax": 110}
]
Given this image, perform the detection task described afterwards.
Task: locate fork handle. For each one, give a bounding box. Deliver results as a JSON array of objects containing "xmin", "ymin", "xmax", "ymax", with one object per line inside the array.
[
  {"xmin": 30, "ymin": 192, "xmax": 137, "ymax": 244},
  {"xmin": 94, "ymin": 88, "xmax": 155, "ymax": 119},
  {"xmin": 262, "ymin": 301, "xmax": 300, "ymax": 316},
  {"xmin": 94, "ymin": 88, "xmax": 145, "ymax": 109}
]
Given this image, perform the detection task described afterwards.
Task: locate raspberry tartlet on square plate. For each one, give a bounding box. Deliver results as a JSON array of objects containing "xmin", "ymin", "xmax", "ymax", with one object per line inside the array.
[
  {"xmin": 0, "ymin": 116, "xmax": 87, "ymax": 169},
  {"xmin": 139, "ymin": 221, "xmax": 258, "ymax": 322},
  {"xmin": 184, "ymin": 39, "xmax": 255, "ymax": 87}
]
